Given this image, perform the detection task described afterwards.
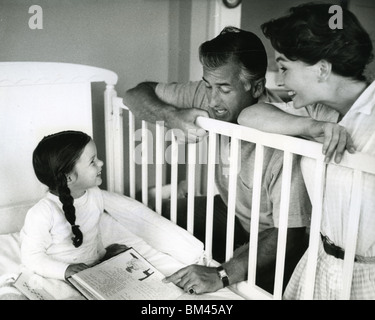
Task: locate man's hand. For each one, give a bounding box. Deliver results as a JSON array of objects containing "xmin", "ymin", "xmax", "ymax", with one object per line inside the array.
[
  {"xmin": 308, "ymin": 121, "xmax": 355, "ymax": 163},
  {"xmin": 165, "ymin": 108, "xmax": 209, "ymax": 143},
  {"xmin": 163, "ymin": 265, "xmax": 222, "ymax": 294},
  {"xmin": 64, "ymin": 263, "xmax": 88, "ymax": 279}
]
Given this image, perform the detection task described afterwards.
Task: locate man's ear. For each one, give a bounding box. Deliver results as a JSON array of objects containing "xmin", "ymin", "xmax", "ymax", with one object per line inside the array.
[{"xmin": 250, "ymin": 77, "xmax": 266, "ymax": 99}]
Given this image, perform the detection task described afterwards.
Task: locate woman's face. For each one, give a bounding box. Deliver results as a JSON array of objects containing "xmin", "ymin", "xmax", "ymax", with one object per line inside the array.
[{"xmin": 275, "ymin": 51, "xmax": 322, "ymax": 109}]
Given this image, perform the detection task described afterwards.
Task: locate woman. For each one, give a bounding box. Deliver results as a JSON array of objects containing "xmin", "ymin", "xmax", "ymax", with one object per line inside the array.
[{"xmin": 238, "ymin": 3, "xmax": 375, "ymax": 299}]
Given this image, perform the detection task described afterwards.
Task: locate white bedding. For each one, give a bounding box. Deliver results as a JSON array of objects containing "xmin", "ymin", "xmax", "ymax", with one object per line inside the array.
[{"xmin": 0, "ymin": 196, "xmax": 243, "ymax": 300}]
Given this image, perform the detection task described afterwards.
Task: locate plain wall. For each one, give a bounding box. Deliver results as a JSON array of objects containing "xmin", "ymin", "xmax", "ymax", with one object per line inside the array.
[
  {"xmin": 0, "ymin": 0, "xmax": 196, "ymax": 194},
  {"xmin": 0, "ymin": 0, "xmax": 176, "ymax": 87}
]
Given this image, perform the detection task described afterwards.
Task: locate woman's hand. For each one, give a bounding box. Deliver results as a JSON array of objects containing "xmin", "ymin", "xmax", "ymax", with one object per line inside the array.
[
  {"xmin": 308, "ymin": 121, "xmax": 355, "ymax": 163},
  {"xmin": 64, "ymin": 263, "xmax": 88, "ymax": 279}
]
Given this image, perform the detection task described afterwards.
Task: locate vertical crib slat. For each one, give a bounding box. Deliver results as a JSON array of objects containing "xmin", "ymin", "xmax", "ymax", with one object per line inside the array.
[
  {"xmin": 196, "ymin": 138, "xmax": 208, "ymax": 196},
  {"xmin": 113, "ymin": 101, "xmax": 124, "ymax": 194},
  {"xmin": 106, "ymin": 95, "xmax": 125, "ymax": 194},
  {"xmin": 155, "ymin": 122, "xmax": 164, "ymax": 214},
  {"xmin": 141, "ymin": 121, "xmax": 149, "ymax": 206},
  {"xmin": 128, "ymin": 110, "xmax": 136, "ymax": 199},
  {"xmin": 225, "ymin": 137, "xmax": 240, "ymax": 261},
  {"xmin": 205, "ymin": 132, "xmax": 217, "ymax": 260},
  {"xmin": 170, "ymin": 132, "xmax": 179, "ymax": 223},
  {"xmin": 341, "ymin": 169, "xmax": 362, "ymax": 300},
  {"xmin": 303, "ymin": 159, "xmax": 326, "ymax": 300},
  {"xmin": 187, "ymin": 143, "xmax": 197, "ymax": 234},
  {"xmin": 273, "ymin": 151, "xmax": 293, "ymax": 299},
  {"xmin": 248, "ymin": 143, "xmax": 264, "ymax": 287},
  {"xmin": 104, "ymin": 85, "xmax": 116, "ymax": 192}
]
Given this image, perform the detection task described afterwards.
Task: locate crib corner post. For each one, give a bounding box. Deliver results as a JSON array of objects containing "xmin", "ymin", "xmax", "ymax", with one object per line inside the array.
[{"xmin": 104, "ymin": 84, "xmax": 121, "ymax": 193}]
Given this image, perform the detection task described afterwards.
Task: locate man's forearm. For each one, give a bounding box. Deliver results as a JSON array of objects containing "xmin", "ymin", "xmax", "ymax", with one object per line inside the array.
[
  {"xmin": 221, "ymin": 227, "xmax": 307, "ymax": 288},
  {"xmin": 221, "ymin": 243, "xmax": 249, "ymax": 284},
  {"xmin": 123, "ymin": 82, "xmax": 209, "ymax": 143},
  {"xmin": 221, "ymin": 228, "xmax": 279, "ymax": 285},
  {"xmin": 123, "ymin": 82, "xmax": 176, "ymax": 124}
]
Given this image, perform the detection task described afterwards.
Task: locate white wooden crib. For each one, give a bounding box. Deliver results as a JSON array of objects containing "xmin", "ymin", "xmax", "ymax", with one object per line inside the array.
[
  {"xmin": 107, "ymin": 82, "xmax": 375, "ymax": 300},
  {"xmin": 1, "ymin": 62, "xmax": 374, "ymax": 300}
]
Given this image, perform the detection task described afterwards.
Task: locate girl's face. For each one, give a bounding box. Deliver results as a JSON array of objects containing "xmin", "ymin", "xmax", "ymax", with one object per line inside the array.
[
  {"xmin": 68, "ymin": 139, "xmax": 104, "ymax": 198},
  {"xmin": 275, "ymin": 51, "xmax": 322, "ymax": 109}
]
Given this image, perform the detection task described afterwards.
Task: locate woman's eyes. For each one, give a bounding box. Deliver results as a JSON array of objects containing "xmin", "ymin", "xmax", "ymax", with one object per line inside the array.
[{"xmin": 279, "ymin": 66, "xmax": 287, "ymax": 73}]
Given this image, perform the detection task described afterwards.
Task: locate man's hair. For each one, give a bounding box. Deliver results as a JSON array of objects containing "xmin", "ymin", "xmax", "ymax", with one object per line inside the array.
[
  {"xmin": 199, "ymin": 26, "xmax": 268, "ymax": 86},
  {"xmin": 261, "ymin": 2, "xmax": 374, "ymax": 81}
]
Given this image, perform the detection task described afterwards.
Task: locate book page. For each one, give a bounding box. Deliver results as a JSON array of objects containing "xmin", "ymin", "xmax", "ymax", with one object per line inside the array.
[
  {"xmin": 14, "ymin": 270, "xmax": 56, "ymax": 300},
  {"xmin": 71, "ymin": 248, "xmax": 184, "ymax": 300}
]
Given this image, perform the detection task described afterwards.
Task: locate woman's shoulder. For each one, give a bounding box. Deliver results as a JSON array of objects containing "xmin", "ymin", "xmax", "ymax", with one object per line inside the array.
[{"xmin": 305, "ymin": 103, "xmax": 340, "ymax": 122}]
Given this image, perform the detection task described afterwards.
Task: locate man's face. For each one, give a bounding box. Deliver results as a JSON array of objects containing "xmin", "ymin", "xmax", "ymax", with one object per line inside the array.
[{"xmin": 202, "ymin": 60, "xmax": 255, "ymax": 123}]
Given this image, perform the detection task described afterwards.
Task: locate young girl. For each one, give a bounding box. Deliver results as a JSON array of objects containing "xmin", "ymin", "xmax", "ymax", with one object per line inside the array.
[{"xmin": 21, "ymin": 130, "xmax": 127, "ymax": 280}]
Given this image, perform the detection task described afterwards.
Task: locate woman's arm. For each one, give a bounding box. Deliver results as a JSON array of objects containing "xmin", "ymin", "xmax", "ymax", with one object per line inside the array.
[
  {"xmin": 238, "ymin": 103, "xmax": 314, "ymax": 137},
  {"xmin": 238, "ymin": 103, "xmax": 355, "ymax": 163}
]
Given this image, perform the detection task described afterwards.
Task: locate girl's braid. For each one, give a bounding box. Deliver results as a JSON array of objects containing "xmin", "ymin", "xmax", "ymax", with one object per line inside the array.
[{"xmin": 56, "ymin": 172, "xmax": 83, "ymax": 247}]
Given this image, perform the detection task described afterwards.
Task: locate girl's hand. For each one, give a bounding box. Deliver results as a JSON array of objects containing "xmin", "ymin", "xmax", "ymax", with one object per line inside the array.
[
  {"xmin": 65, "ymin": 263, "xmax": 88, "ymax": 279},
  {"xmin": 102, "ymin": 243, "xmax": 129, "ymax": 261}
]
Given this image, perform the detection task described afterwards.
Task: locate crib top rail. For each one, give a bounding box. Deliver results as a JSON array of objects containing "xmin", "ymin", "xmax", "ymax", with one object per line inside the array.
[
  {"xmin": 0, "ymin": 62, "xmax": 118, "ymax": 87},
  {"xmin": 195, "ymin": 116, "xmax": 375, "ymax": 174}
]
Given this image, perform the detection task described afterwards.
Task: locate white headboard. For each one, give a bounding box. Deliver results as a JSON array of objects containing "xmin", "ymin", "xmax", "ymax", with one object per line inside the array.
[{"xmin": 0, "ymin": 62, "xmax": 118, "ymax": 234}]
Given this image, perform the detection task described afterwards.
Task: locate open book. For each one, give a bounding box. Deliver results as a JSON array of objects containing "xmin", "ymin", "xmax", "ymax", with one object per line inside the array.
[{"xmin": 68, "ymin": 248, "xmax": 184, "ymax": 300}]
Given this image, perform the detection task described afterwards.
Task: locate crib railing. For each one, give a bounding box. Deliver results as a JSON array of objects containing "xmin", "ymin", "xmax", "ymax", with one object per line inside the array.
[{"xmin": 105, "ymin": 93, "xmax": 375, "ymax": 300}]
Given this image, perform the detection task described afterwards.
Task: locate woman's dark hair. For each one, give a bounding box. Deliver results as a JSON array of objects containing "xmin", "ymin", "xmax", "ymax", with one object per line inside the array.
[
  {"xmin": 32, "ymin": 130, "xmax": 91, "ymax": 247},
  {"xmin": 261, "ymin": 2, "xmax": 374, "ymax": 81},
  {"xmin": 199, "ymin": 26, "xmax": 268, "ymax": 86}
]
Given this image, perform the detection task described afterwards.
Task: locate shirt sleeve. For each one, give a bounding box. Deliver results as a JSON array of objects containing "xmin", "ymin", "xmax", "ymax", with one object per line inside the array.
[
  {"xmin": 305, "ymin": 103, "xmax": 340, "ymax": 122},
  {"xmin": 20, "ymin": 203, "xmax": 69, "ymax": 280},
  {"xmin": 267, "ymin": 153, "xmax": 312, "ymax": 228},
  {"xmin": 155, "ymin": 81, "xmax": 208, "ymax": 110}
]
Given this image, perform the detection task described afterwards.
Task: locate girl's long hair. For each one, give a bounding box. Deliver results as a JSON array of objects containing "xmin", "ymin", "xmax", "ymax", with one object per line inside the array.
[{"xmin": 32, "ymin": 130, "xmax": 91, "ymax": 247}]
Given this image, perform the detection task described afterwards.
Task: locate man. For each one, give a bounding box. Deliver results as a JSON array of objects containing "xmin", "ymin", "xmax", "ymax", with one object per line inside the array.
[{"xmin": 123, "ymin": 27, "xmax": 312, "ymax": 294}]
